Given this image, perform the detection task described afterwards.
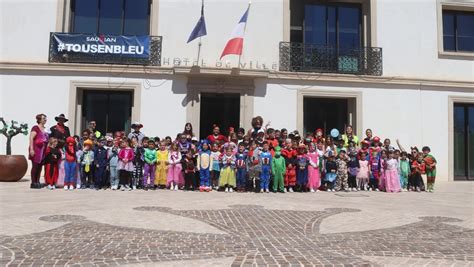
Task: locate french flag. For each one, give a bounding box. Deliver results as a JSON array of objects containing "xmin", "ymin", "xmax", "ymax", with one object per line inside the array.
[{"xmin": 220, "ymin": 5, "xmax": 250, "ymax": 59}]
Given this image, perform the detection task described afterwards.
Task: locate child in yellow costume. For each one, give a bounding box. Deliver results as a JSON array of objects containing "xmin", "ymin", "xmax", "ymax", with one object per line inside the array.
[{"xmin": 155, "ymin": 141, "xmax": 169, "ymax": 188}]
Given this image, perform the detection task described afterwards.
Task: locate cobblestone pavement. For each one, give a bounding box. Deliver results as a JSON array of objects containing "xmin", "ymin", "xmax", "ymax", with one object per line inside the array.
[{"xmin": 0, "ymin": 180, "xmax": 473, "ymax": 266}]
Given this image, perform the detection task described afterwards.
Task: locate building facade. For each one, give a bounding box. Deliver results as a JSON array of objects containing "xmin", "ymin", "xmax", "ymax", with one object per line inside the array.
[{"xmin": 0, "ymin": 0, "xmax": 473, "ymax": 181}]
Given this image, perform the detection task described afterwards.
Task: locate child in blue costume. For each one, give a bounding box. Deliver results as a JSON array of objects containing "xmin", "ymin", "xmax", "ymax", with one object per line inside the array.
[
  {"xmin": 259, "ymin": 142, "xmax": 272, "ymax": 193},
  {"xmin": 235, "ymin": 143, "xmax": 248, "ymax": 192},
  {"xmin": 197, "ymin": 140, "xmax": 212, "ymax": 192}
]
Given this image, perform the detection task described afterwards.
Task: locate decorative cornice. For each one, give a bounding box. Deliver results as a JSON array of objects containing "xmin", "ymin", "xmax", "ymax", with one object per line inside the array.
[{"xmin": 0, "ymin": 61, "xmax": 473, "ymax": 90}]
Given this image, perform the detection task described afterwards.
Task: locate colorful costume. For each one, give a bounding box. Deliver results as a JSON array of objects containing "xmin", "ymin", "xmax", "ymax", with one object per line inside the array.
[
  {"xmin": 378, "ymin": 158, "xmax": 386, "ymax": 191},
  {"xmin": 94, "ymin": 145, "xmax": 108, "ymax": 188},
  {"xmin": 307, "ymin": 150, "xmax": 321, "ymax": 190},
  {"xmin": 132, "ymin": 146, "xmax": 144, "ymax": 188},
  {"xmin": 167, "ymin": 151, "xmax": 182, "ymax": 187},
  {"xmin": 235, "ymin": 150, "xmax": 248, "ymax": 190},
  {"xmin": 259, "ymin": 150, "xmax": 272, "ymax": 191},
  {"xmin": 347, "ymin": 156, "xmax": 359, "ymax": 189},
  {"xmin": 64, "ymin": 137, "xmax": 77, "ymax": 187},
  {"xmin": 43, "ymin": 146, "xmax": 61, "ymax": 186},
  {"xmin": 197, "ymin": 142, "xmax": 212, "ymax": 190},
  {"xmin": 155, "ymin": 149, "xmax": 169, "ymax": 186},
  {"xmin": 424, "ymin": 154, "xmax": 437, "ymax": 191},
  {"xmin": 296, "ymin": 154, "xmax": 309, "ymax": 189},
  {"xmin": 356, "ymin": 159, "xmax": 370, "ymax": 190},
  {"xmin": 219, "ymin": 154, "xmax": 236, "ymax": 188},
  {"xmin": 80, "ymin": 149, "xmax": 95, "ymax": 188},
  {"xmin": 369, "ymin": 153, "xmax": 381, "ymax": 190},
  {"xmin": 271, "ymin": 147, "xmax": 286, "ymax": 192},
  {"xmin": 409, "ymin": 160, "xmax": 424, "ymax": 191},
  {"xmin": 399, "ymin": 159, "xmax": 410, "ymax": 190},
  {"xmin": 281, "ymin": 148, "xmax": 297, "ymax": 187},
  {"xmin": 143, "ymin": 147, "xmax": 157, "ymax": 187},
  {"xmin": 385, "ymin": 158, "xmax": 401, "ymax": 193},
  {"xmin": 118, "ymin": 147, "xmax": 134, "ymax": 187},
  {"xmin": 29, "ymin": 125, "xmax": 48, "ymax": 188}
]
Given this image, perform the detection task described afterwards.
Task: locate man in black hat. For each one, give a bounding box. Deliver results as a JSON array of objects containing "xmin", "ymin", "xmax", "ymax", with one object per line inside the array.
[{"xmin": 50, "ymin": 114, "xmax": 71, "ymax": 148}]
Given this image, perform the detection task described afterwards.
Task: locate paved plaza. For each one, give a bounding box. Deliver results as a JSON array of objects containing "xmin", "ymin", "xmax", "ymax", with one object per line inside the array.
[{"xmin": 0, "ymin": 179, "xmax": 473, "ymax": 267}]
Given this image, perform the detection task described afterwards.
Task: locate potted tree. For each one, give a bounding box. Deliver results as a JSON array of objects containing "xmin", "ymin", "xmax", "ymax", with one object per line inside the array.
[{"xmin": 0, "ymin": 117, "xmax": 29, "ymax": 182}]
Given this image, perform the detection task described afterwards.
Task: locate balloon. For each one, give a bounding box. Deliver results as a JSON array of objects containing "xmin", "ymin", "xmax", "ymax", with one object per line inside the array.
[{"xmin": 330, "ymin": 128, "xmax": 339, "ymax": 138}]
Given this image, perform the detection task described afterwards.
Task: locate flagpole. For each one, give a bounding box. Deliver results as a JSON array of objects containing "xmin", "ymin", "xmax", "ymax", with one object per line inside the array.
[
  {"xmin": 196, "ymin": 0, "xmax": 204, "ymax": 66},
  {"xmin": 238, "ymin": 1, "xmax": 251, "ymax": 69}
]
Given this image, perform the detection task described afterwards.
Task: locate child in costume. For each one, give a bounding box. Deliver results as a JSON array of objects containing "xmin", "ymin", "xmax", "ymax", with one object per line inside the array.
[
  {"xmin": 368, "ymin": 142, "xmax": 382, "ymax": 191},
  {"xmin": 356, "ymin": 151, "xmax": 370, "ymax": 191},
  {"xmin": 347, "ymin": 150, "xmax": 360, "ymax": 191},
  {"xmin": 422, "ymin": 146, "xmax": 437, "ymax": 192},
  {"xmin": 183, "ymin": 150, "xmax": 197, "ymax": 190},
  {"xmin": 64, "ymin": 136, "xmax": 77, "ymax": 190},
  {"xmin": 399, "ymin": 151, "xmax": 410, "ymax": 191},
  {"xmin": 108, "ymin": 140, "xmax": 120, "ymax": 190},
  {"xmin": 247, "ymin": 141, "xmax": 261, "ymax": 192},
  {"xmin": 235, "ymin": 143, "xmax": 248, "ymax": 192},
  {"xmin": 325, "ymin": 152, "xmax": 337, "ymax": 191},
  {"xmin": 167, "ymin": 142, "xmax": 182, "ymax": 191},
  {"xmin": 307, "ymin": 143, "xmax": 321, "ymax": 192},
  {"xmin": 197, "ymin": 140, "xmax": 212, "ymax": 192},
  {"xmin": 143, "ymin": 140, "xmax": 157, "ymax": 190},
  {"xmin": 281, "ymin": 139, "xmax": 297, "ymax": 192},
  {"xmin": 117, "ymin": 139, "xmax": 134, "ymax": 191},
  {"xmin": 155, "ymin": 141, "xmax": 169, "ymax": 189},
  {"xmin": 259, "ymin": 142, "xmax": 272, "ymax": 193},
  {"xmin": 378, "ymin": 150, "xmax": 388, "ymax": 191},
  {"xmin": 131, "ymin": 137, "xmax": 144, "ymax": 190},
  {"xmin": 210, "ymin": 143, "xmax": 221, "ymax": 190},
  {"xmin": 56, "ymin": 147, "xmax": 65, "ymax": 188},
  {"xmin": 43, "ymin": 137, "xmax": 61, "ymax": 190},
  {"xmin": 335, "ymin": 150, "xmax": 350, "ymax": 191},
  {"xmin": 93, "ymin": 138, "xmax": 108, "ymax": 190},
  {"xmin": 272, "ymin": 146, "xmax": 286, "ymax": 193},
  {"xmin": 295, "ymin": 144, "xmax": 310, "ymax": 192},
  {"xmin": 219, "ymin": 146, "xmax": 236, "ymax": 192},
  {"xmin": 79, "ymin": 139, "xmax": 95, "ymax": 189},
  {"xmin": 409, "ymin": 153, "xmax": 424, "ymax": 192},
  {"xmin": 384, "ymin": 150, "xmax": 401, "ymax": 193}
]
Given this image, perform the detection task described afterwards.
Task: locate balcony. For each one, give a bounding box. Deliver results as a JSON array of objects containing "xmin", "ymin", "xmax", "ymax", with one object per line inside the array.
[
  {"xmin": 279, "ymin": 42, "xmax": 383, "ymax": 76},
  {"xmin": 48, "ymin": 33, "xmax": 162, "ymax": 66}
]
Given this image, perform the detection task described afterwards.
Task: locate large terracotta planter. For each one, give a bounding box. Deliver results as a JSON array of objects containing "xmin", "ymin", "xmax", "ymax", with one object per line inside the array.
[{"xmin": 0, "ymin": 155, "xmax": 28, "ymax": 182}]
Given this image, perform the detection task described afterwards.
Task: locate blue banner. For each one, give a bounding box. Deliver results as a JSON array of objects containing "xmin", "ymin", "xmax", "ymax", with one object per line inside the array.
[{"xmin": 51, "ymin": 33, "xmax": 150, "ymax": 59}]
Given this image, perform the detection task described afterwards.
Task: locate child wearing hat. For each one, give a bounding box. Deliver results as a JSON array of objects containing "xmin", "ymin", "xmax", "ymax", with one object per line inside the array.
[
  {"xmin": 79, "ymin": 139, "xmax": 95, "ymax": 189},
  {"xmin": 422, "ymin": 146, "xmax": 437, "ymax": 192},
  {"xmin": 271, "ymin": 146, "xmax": 286, "ymax": 193},
  {"xmin": 94, "ymin": 137, "xmax": 108, "ymax": 190}
]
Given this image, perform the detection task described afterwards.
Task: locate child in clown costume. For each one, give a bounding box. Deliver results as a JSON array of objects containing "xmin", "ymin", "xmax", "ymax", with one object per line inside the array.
[
  {"xmin": 271, "ymin": 146, "xmax": 286, "ymax": 193},
  {"xmin": 197, "ymin": 140, "xmax": 212, "ymax": 192},
  {"xmin": 143, "ymin": 140, "xmax": 157, "ymax": 190},
  {"xmin": 155, "ymin": 141, "xmax": 169, "ymax": 188}
]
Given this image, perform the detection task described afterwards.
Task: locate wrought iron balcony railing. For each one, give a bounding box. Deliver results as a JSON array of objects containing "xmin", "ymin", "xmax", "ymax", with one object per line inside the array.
[
  {"xmin": 48, "ymin": 33, "xmax": 162, "ymax": 66},
  {"xmin": 279, "ymin": 42, "xmax": 383, "ymax": 76}
]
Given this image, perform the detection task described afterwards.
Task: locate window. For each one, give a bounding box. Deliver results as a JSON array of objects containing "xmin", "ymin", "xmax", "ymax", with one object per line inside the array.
[
  {"xmin": 443, "ymin": 10, "xmax": 474, "ymax": 52},
  {"xmin": 291, "ymin": 1, "xmax": 362, "ymax": 48},
  {"xmin": 70, "ymin": 0, "xmax": 150, "ymax": 35}
]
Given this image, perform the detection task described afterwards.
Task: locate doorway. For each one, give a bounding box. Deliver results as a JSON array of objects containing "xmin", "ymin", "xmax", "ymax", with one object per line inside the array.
[
  {"xmin": 454, "ymin": 103, "xmax": 474, "ymax": 180},
  {"xmin": 199, "ymin": 93, "xmax": 240, "ymax": 139},
  {"xmin": 82, "ymin": 90, "xmax": 133, "ymax": 136},
  {"xmin": 303, "ymin": 97, "xmax": 354, "ymax": 136}
]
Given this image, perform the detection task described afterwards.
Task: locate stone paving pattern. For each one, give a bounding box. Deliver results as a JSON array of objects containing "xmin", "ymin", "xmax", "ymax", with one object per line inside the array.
[{"xmin": 0, "ymin": 180, "xmax": 473, "ymax": 266}]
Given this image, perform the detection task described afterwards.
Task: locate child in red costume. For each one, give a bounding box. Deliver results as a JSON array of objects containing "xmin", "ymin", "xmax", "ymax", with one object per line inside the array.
[
  {"xmin": 43, "ymin": 137, "xmax": 61, "ymax": 190},
  {"xmin": 64, "ymin": 136, "xmax": 77, "ymax": 190},
  {"xmin": 281, "ymin": 139, "xmax": 297, "ymax": 192}
]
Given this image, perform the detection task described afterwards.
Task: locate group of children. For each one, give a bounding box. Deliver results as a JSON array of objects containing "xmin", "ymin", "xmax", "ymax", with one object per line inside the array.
[{"xmin": 39, "ymin": 122, "xmax": 437, "ymax": 193}]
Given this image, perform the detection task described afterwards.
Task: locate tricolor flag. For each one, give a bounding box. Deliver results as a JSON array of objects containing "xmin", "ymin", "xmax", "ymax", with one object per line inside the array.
[
  {"xmin": 220, "ymin": 5, "xmax": 250, "ymax": 59},
  {"xmin": 187, "ymin": 1, "xmax": 207, "ymax": 43}
]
